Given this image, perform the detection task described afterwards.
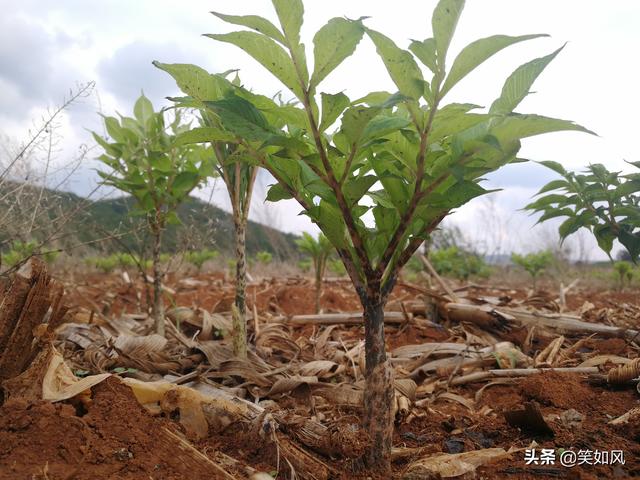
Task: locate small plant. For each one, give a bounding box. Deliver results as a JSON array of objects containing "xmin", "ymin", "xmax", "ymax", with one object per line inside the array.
[
  {"xmin": 296, "ymin": 232, "xmax": 334, "ymax": 313},
  {"xmin": 511, "ymin": 250, "xmax": 554, "ymax": 290},
  {"xmin": 327, "ymin": 257, "xmax": 347, "ymax": 277},
  {"xmin": 93, "ymin": 94, "xmax": 211, "ymax": 336},
  {"xmin": 255, "ymin": 251, "xmax": 273, "ymax": 265},
  {"xmin": 87, "ymin": 256, "xmax": 118, "ymax": 273},
  {"xmin": 1, "ymin": 240, "xmax": 58, "ymax": 269},
  {"xmin": 526, "ymin": 161, "xmax": 640, "ymax": 262},
  {"xmin": 185, "ymin": 249, "xmax": 219, "ymax": 271},
  {"xmin": 298, "ymin": 258, "xmax": 312, "ymax": 272},
  {"xmin": 613, "ymin": 261, "xmax": 634, "ymax": 290},
  {"xmin": 430, "ymin": 246, "xmax": 490, "ymax": 280}
]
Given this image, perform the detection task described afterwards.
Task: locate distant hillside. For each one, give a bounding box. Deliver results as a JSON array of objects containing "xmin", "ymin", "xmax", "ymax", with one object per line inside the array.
[{"xmin": 0, "ymin": 181, "xmax": 299, "ymax": 259}]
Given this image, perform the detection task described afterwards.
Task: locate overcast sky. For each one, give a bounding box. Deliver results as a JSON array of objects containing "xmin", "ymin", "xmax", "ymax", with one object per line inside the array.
[{"xmin": 2, "ymin": 0, "xmax": 639, "ymax": 259}]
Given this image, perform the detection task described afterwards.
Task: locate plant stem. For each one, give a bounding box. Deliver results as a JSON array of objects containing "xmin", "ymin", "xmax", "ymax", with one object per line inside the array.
[
  {"xmin": 362, "ymin": 296, "xmax": 394, "ymax": 472},
  {"xmin": 232, "ymin": 213, "xmax": 248, "ymax": 358},
  {"xmin": 151, "ymin": 223, "xmax": 164, "ymax": 337}
]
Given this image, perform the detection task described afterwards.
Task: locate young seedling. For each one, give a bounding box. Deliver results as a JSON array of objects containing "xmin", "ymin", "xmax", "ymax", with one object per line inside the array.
[
  {"xmin": 511, "ymin": 250, "xmax": 554, "ymax": 290},
  {"xmin": 296, "ymin": 232, "xmax": 334, "ymax": 313},
  {"xmin": 430, "ymin": 246, "xmax": 490, "ymax": 281},
  {"xmin": 93, "ymin": 94, "xmax": 211, "ymax": 336},
  {"xmin": 255, "ymin": 251, "xmax": 273, "ymax": 265},
  {"xmin": 151, "ymin": 65, "xmax": 263, "ymax": 358},
  {"xmin": 527, "ymin": 161, "xmax": 640, "ymax": 262},
  {"xmin": 158, "ymin": 0, "xmax": 590, "ymax": 469},
  {"xmin": 613, "ymin": 261, "xmax": 633, "ymax": 291},
  {"xmin": 185, "ymin": 248, "xmax": 219, "ymax": 271}
]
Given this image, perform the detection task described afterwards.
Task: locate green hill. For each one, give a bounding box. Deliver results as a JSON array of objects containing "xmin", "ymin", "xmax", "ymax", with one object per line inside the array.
[{"xmin": 0, "ymin": 182, "xmax": 299, "ymax": 259}]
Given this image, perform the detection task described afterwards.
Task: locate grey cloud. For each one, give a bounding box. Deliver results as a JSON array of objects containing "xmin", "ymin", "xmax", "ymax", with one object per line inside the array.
[
  {"xmin": 97, "ymin": 41, "xmax": 212, "ymax": 109},
  {"xmin": 484, "ymin": 161, "xmax": 558, "ymax": 190},
  {"xmin": 0, "ymin": 14, "xmax": 88, "ymax": 120}
]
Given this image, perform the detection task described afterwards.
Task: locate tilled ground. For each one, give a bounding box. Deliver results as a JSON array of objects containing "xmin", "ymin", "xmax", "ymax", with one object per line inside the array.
[{"xmin": 1, "ymin": 271, "xmax": 639, "ymax": 479}]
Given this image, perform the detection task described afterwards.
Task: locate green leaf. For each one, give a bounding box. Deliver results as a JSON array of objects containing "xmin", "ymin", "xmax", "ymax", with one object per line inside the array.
[
  {"xmin": 491, "ymin": 114, "xmax": 596, "ymax": 144},
  {"xmin": 173, "ymin": 171, "xmax": 200, "ymax": 196},
  {"xmin": 490, "ymin": 45, "xmax": 564, "ymax": 114},
  {"xmin": 442, "ymin": 34, "xmax": 548, "ymax": 96},
  {"xmin": 537, "ymin": 160, "xmax": 568, "ymax": 176},
  {"xmin": 409, "ymin": 38, "xmax": 437, "ymax": 73},
  {"xmin": 211, "ymin": 11, "xmax": 285, "ymax": 44},
  {"xmin": 266, "ymin": 183, "xmax": 294, "ymax": 201},
  {"xmin": 311, "ymin": 18, "xmax": 364, "ymax": 88},
  {"xmin": 153, "ymin": 62, "xmax": 230, "ymax": 102},
  {"xmin": 362, "ymin": 115, "xmax": 411, "ymax": 142},
  {"xmin": 272, "ymin": 0, "xmax": 304, "ymax": 45},
  {"xmin": 174, "ymin": 127, "xmax": 236, "ymax": 146},
  {"xmin": 432, "ymin": 0, "xmax": 465, "ymax": 67},
  {"xmin": 320, "ymin": 92, "xmax": 350, "ymax": 132},
  {"xmin": 558, "ymin": 215, "xmax": 585, "ymax": 239},
  {"xmin": 341, "ymin": 105, "xmax": 381, "ymax": 145},
  {"xmin": 343, "ymin": 175, "xmax": 377, "ymax": 206},
  {"xmin": 206, "ymin": 95, "xmax": 274, "ymax": 142},
  {"xmin": 205, "ymin": 31, "xmax": 302, "ymax": 99},
  {"xmin": 534, "ymin": 179, "xmax": 569, "ymax": 195},
  {"xmin": 619, "ymin": 229, "xmax": 640, "ymax": 262},
  {"xmin": 103, "ymin": 116, "xmax": 126, "ymax": 143},
  {"xmin": 366, "ymin": 28, "xmax": 425, "ymax": 100},
  {"xmin": 593, "ymin": 224, "xmax": 615, "ymax": 255},
  {"xmin": 134, "ymin": 95, "xmax": 154, "ymax": 124}
]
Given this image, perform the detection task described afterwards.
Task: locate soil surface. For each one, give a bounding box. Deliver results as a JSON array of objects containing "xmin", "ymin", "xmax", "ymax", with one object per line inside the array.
[{"xmin": 2, "ymin": 271, "xmax": 639, "ymax": 479}]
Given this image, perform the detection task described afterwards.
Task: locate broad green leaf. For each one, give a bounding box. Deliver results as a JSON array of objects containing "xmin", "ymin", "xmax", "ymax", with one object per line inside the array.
[
  {"xmin": 341, "ymin": 105, "xmax": 381, "ymax": 145},
  {"xmin": 619, "ymin": 229, "xmax": 640, "ymax": 262},
  {"xmin": 134, "ymin": 95, "xmax": 154, "ymax": 124},
  {"xmin": 103, "ymin": 116, "xmax": 126, "ymax": 143},
  {"xmin": 344, "ymin": 175, "xmax": 377, "ymax": 206},
  {"xmin": 205, "ymin": 31, "xmax": 302, "ymax": 99},
  {"xmin": 206, "ymin": 95, "xmax": 274, "ymax": 142},
  {"xmin": 409, "ymin": 38, "xmax": 437, "ymax": 73},
  {"xmin": 153, "ymin": 62, "xmax": 229, "ymax": 102},
  {"xmin": 172, "ymin": 171, "xmax": 200, "ymax": 196},
  {"xmin": 174, "ymin": 127, "xmax": 236, "ymax": 146},
  {"xmin": 272, "ymin": 0, "xmax": 304, "ymax": 45},
  {"xmin": 266, "ymin": 183, "xmax": 294, "ymax": 201},
  {"xmin": 537, "ymin": 160, "xmax": 567, "ymax": 176},
  {"xmin": 534, "ymin": 179, "xmax": 569, "ymax": 195},
  {"xmin": 491, "ymin": 114, "xmax": 596, "ymax": 145},
  {"xmin": 320, "ymin": 92, "xmax": 350, "ymax": 132},
  {"xmin": 594, "ymin": 224, "xmax": 615, "ymax": 255},
  {"xmin": 311, "ymin": 18, "xmax": 364, "ymax": 88},
  {"xmin": 490, "ymin": 46, "xmax": 564, "ymax": 114},
  {"xmin": 211, "ymin": 11, "xmax": 285, "ymax": 44},
  {"xmin": 362, "ymin": 115, "xmax": 411, "ymax": 142},
  {"xmin": 442, "ymin": 34, "xmax": 547, "ymax": 96},
  {"xmin": 366, "ymin": 28, "xmax": 425, "ymax": 100},
  {"xmin": 559, "ymin": 215, "xmax": 586, "ymax": 239},
  {"xmin": 432, "ymin": 0, "xmax": 465, "ymax": 67}
]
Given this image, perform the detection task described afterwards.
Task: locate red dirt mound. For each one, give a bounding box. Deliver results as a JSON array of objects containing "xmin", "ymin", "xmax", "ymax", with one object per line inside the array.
[{"xmin": 0, "ymin": 377, "xmax": 228, "ymax": 480}]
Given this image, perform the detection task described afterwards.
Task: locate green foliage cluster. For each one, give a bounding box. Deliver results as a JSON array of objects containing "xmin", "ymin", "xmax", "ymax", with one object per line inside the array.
[
  {"xmin": 155, "ymin": 0, "xmax": 589, "ymax": 304},
  {"xmin": 1, "ymin": 240, "xmax": 58, "ymax": 268},
  {"xmin": 613, "ymin": 261, "xmax": 634, "ymax": 289},
  {"xmin": 184, "ymin": 249, "xmax": 219, "ymax": 270},
  {"xmin": 429, "ymin": 246, "xmax": 490, "ymax": 280},
  {"xmin": 86, "ymin": 253, "xmax": 151, "ymax": 273},
  {"xmin": 94, "ymin": 95, "xmax": 212, "ymax": 226},
  {"xmin": 255, "ymin": 251, "xmax": 273, "ymax": 264},
  {"xmin": 527, "ymin": 161, "xmax": 640, "ymax": 262},
  {"xmin": 511, "ymin": 250, "xmax": 554, "ymax": 288}
]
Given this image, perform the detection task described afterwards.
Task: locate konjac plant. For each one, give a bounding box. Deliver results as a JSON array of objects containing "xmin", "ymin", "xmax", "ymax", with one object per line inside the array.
[
  {"xmin": 527, "ymin": 161, "xmax": 640, "ymax": 262},
  {"xmin": 157, "ymin": 0, "xmax": 591, "ymax": 470},
  {"xmin": 94, "ymin": 94, "xmax": 212, "ymax": 336},
  {"xmin": 296, "ymin": 232, "xmax": 334, "ymax": 313}
]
